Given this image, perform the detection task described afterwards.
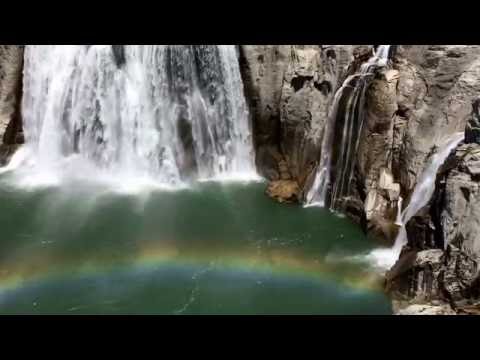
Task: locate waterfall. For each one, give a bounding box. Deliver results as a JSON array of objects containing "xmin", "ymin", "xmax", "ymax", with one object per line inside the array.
[
  {"xmin": 392, "ymin": 132, "xmax": 464, "ymax": 253},
  {"xmin": 368, "ymin": 132, "xmax": 464, "ymax": 270},
  {"xmin": 395, "ymin": 196, "xmax": 403, "ymax": 226},
  {"xmin": 305, "ymin": 45, "xmax": 391, "ymax": 207},
  {"xmin": 4, "ymin": 45, "xmax": 257, "ymax": 190}
]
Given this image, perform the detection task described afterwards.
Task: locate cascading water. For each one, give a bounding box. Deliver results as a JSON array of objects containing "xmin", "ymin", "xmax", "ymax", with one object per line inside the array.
[
  {"xmin": 304, "ymin": 76, "xmax": 354, "ymax": 207},
  {"xmin": 395, "ymin": 196, "xmax": 403, "ymax": 225},
  {"xmin": 368, "ymin": 132, "xmax": 464, "ymax": 270},
  {"xmin": 305, "ymin": 45, "xmax": 391, "ymax": 208},
  {"xmin": 4, "ymin": 45, "xmax": 257, "ymax": 190}
]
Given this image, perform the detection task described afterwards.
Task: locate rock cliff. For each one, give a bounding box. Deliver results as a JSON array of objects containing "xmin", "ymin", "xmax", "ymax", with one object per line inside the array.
[
  {"xmin": 240, "ymin": 45, "xmax": 360, "ymax": 198},
  {"xmin": 0, "ymin": 45, "xmax": 24, "ymax": 164},
  {"xmin": 240, "ymin": 45, "xmax": 480, "ymax": 314}
]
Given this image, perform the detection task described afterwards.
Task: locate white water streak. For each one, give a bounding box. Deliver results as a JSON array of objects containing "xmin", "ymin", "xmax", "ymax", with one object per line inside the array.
[{"xmin": 305, "ymin": 45, "xmax": 391, "ymax": 207}]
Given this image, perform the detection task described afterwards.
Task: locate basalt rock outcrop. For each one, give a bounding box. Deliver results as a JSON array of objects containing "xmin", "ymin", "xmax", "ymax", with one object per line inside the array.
[{"xmin": 0, "ymin": 45, "xmax": 24, "ymax": 165}]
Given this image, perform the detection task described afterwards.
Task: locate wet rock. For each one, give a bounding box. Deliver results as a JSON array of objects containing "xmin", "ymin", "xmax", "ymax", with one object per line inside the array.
[
  {"xmin": 354, "ymin": 65, "xmax": 400, "ymax": 239},
  {"xmin": 278, "ymin": 159, "xmax": 291, "ymax": 180},
  {"xmin": 363, "ymin": 168, "xmax": 401, "ymax": 243},
  {"xmin": 388, "ymin": 243, "xmax": 479, "ymax": 312},
  {"xmin": 387, "ymin": 249, "xmax": 445, "ymax": 303},
  {"xmin": 336, "ymin": 46, "xmax": 480, "ymax": 290},
  {"xmin": 465, "ymin": 98, "xmax": 480, "ymax": 144},
  {"xmin": 395, "ymin": 302, "xmax": 456, "ymax": 315},
  {"xmin": 0, "ymin": 143, "xmax": 20, "ymax": 166},
  {"xmin": 265, "ymin": 180, "xmax": 300, "ymax": 203},
  {"xmin": 388, "ymin": 124, "xmax": 480, "ymax": 312},
  {"xmin": 378, "ymin": 168, "xmax": 401, "ymax": 200},
  {"xmin": 455, "ymin": 302, "xmax": 480, "ymax": 315},
  {"xmin": 111, "ymin": 45, "xmax": 126, "ymax": 68},
  {"xmin": 348, "ymin": 46, "xmax": 373, "ymax": 73},
  {"xmin": 239, "ymin": 45, "xmax": 290, "ymax": 179},
  {"xmin": 0, "ymin": 45, "xmax": 24, "ymax": 164},
  {"xmin": 442, "ymin": 246, "xmax": 478, "ymax": 303},
  {"xmin": 442, "ymin": 143, "xmax": 480, "ymax": 258},
  {"xmin": 405, "ymin": 213, "xmax": 437, "ymax": 250},
  {"xmin": 280, "ymin": 46, "xmax": 341, "ymax": 184},
  {"xmin": 352, "ymin": 46, "xmax": 372, "ymax": 61},
  {"xmin": 382, "ymin": 69, "xmax": 400, "ymax": 83},
  {"xmin": 346, "ymin": 46, "xmax": 480, "ymax": 225},
  {"xmin": 393, "ymin": 45, "xmax": 480, "ymax": 196},
  {"xmin": 240, "ymin": 45, "xmax": 356, "ymax": 189}
]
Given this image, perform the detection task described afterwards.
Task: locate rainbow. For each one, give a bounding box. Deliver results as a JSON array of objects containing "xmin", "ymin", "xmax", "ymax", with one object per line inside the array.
[{"xmin": 0, "ymin": 241, "xmax": 385, "ymax": 298}]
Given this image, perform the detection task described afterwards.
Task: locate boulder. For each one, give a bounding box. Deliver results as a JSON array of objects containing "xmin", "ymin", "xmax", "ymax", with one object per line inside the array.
[{"xmin": 265, "ymin": 180, "xmax": 300, "ymax": 204}]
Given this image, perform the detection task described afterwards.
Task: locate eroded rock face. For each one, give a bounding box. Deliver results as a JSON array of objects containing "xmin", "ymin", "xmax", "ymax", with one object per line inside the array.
[
  {"xmin": 358, "ymin": 68, "xmax": 401, "ymax": 240},
  {"xmin": 465, "ymin": 98, "xmax": 480, "ymax": 144},
  {"xmin": 0, "ymin": 45, "xmax": 24, "ymax": 164},
  {"xmin": 240, "ymin": 45, "xmax": 364, "ymax": 199},
  {"xmin": 344, "ymin": 46, "xmax": 480, "ymax": 244},
  {"xmin": 440, "ymin": 143, "xmax": 480, "ymax": 257},
  {"xmin": 389, "ymin": 120, "xmax": 480, "ymax": 314},
  {"xmin": 239, "ymin": 45, "xmax": 291, "ymax": 180},
  {"xmin": 280, "ymin": 46, "xmax": 334, "ymax": 184},
  {"xmin": 241, "ymin": 45, "xmax": 480, "ymax": 313},
  {"xmin": 394, "ymin": 45, "xmax": 480, "ymax": 196},
  {"xmin": 241, "ymin": 46, "xmax": 480, "ymax": 247},
  {"xmin": 387, "ymin": 245, "xmax": 479, "ymax": 312}
]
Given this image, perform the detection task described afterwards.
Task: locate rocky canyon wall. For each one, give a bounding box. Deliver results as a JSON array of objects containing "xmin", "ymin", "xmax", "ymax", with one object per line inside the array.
[
  {"xmin": 360, "ymin": 45, "xmax": 480, "ymax": 243},
  {"xmin": 240, "ymin": 45, "xmax": 480, "ymax": 313},
  {"xmin": 386, "ymin": 106, "xmax": 480, "ymax": 315},
  {"xmin": 239, "ymin": 45, "xmax": 361, "ymax": 202},
  {"xmin": 355, "ymin": 46, "xmax": 480, "ymax": 313}
]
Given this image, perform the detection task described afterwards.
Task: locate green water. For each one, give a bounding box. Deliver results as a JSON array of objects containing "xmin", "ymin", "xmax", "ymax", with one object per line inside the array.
[{"xmin": 0, "ymin": 175, "xmax": 391, "ymax": 314}]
